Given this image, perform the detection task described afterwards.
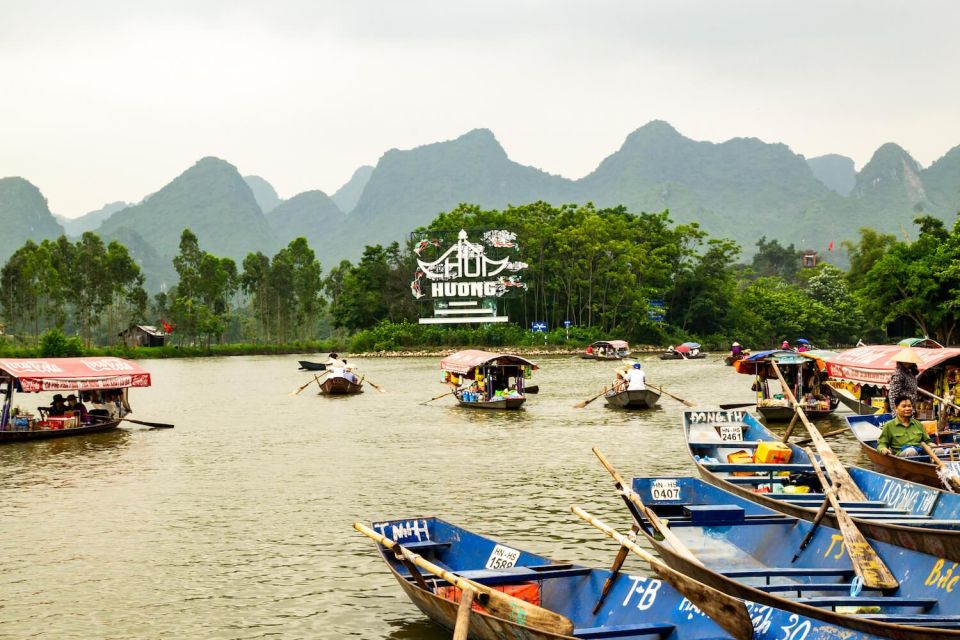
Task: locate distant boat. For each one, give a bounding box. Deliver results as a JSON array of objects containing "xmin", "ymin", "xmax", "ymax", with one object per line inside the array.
[
  {"xmin": 298, "ymin": 360, "xmax": 326, "ymax": 371},
  {"xmin": 439, "ymin": 349, "xmax": 537, "ymax": 410},
  {"xmin": 733, "ymin": 349, "xmax": 838, "ymax": 420},
  {"xmin": 581, "ymin": 340, "xmax": 629, "ymax": 360}
]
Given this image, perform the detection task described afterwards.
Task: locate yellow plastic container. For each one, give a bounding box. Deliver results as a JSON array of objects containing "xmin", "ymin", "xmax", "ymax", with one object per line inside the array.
[
  {"xmin": 726, "ymin": 450, "xmax": 754, "ymax": 476},
  {"xmin": 755, "ymin": 441, "xmax": 793, "ymax": 464}
]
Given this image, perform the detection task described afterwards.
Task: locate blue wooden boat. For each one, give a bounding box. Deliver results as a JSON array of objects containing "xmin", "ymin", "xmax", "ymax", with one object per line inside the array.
[
  {"xmin": 684, "ymin": 408, "xmax": 960, "ymax": 562},
  {"xmin": 847, "ymin": 413, "xmax": 960, "ymax": 488},
  {"xmin": 363, "ymin": 516, "xmax": 882, "ymax": 639},
  {"xmin": 622, "ymin": 475, "xmax": 960, "ymax": 639}
]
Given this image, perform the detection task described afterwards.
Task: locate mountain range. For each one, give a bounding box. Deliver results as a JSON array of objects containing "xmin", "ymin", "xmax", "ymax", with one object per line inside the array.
[{"xmin": 2, "ymin": 120, "xmax": 959, "ymax": 291}]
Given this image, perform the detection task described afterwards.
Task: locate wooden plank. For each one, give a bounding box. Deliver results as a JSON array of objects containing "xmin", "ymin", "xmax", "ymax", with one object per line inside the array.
[
  {"xmin": 770, "ymin": 361, "xmax": 866, "ymax": 502},
  {"xmin": 452, "ymin": 587, "xmax": 474, "ymax": 640}
]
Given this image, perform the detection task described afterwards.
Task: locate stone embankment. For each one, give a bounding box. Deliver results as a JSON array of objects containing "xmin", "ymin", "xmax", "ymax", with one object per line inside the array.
[{"xmin": 352, "ymin": 346, "xmax": 664, "ymax": 358}]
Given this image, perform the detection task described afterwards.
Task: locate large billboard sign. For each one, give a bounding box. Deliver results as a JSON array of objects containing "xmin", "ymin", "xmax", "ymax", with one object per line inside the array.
[{"xmin": 410, "ymin": 229, "xmax": 527, "ymax": 324}]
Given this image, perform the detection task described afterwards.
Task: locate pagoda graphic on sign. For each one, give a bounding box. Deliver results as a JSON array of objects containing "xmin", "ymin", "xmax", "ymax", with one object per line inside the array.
[{"xmin": 410, "ymin": 229, "xmax": 527, "ymax": 324}]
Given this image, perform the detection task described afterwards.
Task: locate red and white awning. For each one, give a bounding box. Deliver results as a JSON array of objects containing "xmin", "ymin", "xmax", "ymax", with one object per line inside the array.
[
  {"xmin": 824, "ymin": 346, "xmax": 960, "ymax": 388},
  {"xmin": 0, "ymin": 357, "xmax": 152, "ymax": 392},
  {"xmin": 439, "ymin": 350, "xmax": 538, "ymax": 375}
]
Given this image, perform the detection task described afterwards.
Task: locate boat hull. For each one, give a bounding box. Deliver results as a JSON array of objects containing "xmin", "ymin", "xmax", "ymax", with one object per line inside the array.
[
  {"xmin": 846, "ymin": 413, "xmax": 946, "ymax": 487},
  {"xmin": 319, "ymin": 376, "xmax": 363, "ymax": 394},
  {"xmin": 456, "ymin": 397, "xmax": 526, "ymax": 410},
  {"xmin": 604, "ymin": 389, "xmax": 660, "ymax": 409},
  {"xmin": 0, "ymin": 419, "xmax": 121, "ymax": 443},
  {"xmin": 298, "ymin": 360, "xmax": 326, "ymax": 371},
  {"xmin": 659, "ymin": 352, "xmax": 706, "ymax": 360}
]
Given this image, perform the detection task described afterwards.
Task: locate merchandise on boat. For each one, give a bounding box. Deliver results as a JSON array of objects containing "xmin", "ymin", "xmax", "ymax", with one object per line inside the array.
[
  {"xmin": 733, "ymin": 349, "xmax": 838, "ymax": 421},
  {"xmin": 582, "ymin": 340, "xmax": 630, "ymax": 360},
  {"xmin": 439, "ymin": 350, "xmax": 537, "ymax": 410}
]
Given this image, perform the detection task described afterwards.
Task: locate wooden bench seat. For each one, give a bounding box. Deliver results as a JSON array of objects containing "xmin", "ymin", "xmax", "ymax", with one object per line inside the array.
[{"xmin": 574, "ymin": 622, "xmax": 675, "ymax": 638}]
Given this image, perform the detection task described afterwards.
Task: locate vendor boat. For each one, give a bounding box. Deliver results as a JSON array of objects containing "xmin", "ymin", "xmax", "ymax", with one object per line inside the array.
[
  {"xmin": 0, "ymin": 357, "xmax": 151, "ymax": 443},
  {"xmin": 734, "ymin": 350, "xmax": 838, "ymax": 421},
  {"xmin": 581, "ymin": 340, "xmax": 629, "ymax": 361},
  {"xmin": 684, "ymin": 408, "xmax": 960, "ymax": 562},
  {"xmin": 439, "ymin": 350, "xmax": 537, "ymax": 410},
  {"xmin": 358, "ymin": 515, "xmax": 882, "ymax": 640}
]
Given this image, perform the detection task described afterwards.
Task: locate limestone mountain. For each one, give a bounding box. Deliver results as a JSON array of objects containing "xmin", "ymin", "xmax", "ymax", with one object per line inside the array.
[
  {"xmin": 266, "ymin": 190, "xmax": 345, "ymax": 260},
  {"xmin": 0, "ymin": 177, "xmax": 64, "ymax": 263},
  {"xmin": 923, "ymin": 145, "xmax": 960, "ymax": 214},
  {"xmin": 806, "ymin": 154, "xmax": 856, "ymax": 196},
  {"xmin": 331, "ymin": 165, "xmax": 374, "ymax": 214},
  {"xmin": 244, "ymin": 175, "xmax": 282, "ymax": 214},
  {"xmin": 57, "ymin": 201, "xmax": 130, "ymax": 237},
  {"xmin": 97, "ymin": 157, "xmax": 277, "ymax": 264}
]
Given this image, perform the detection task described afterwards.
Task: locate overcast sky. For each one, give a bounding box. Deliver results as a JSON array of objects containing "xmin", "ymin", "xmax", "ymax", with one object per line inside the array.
[{"xmin": 2, "ymin": 1, "xmax": 958, "ymax": 217}]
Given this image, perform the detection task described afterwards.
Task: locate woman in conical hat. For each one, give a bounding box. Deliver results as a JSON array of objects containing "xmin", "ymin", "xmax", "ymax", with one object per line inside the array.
[{"xmin": 888, "ymin": 347, "xmax": 920, "ymax": 411}]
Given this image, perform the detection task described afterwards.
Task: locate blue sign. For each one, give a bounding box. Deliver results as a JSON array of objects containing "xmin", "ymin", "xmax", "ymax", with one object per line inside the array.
[
  {"xmin": 563, "ymin": 320, "xmax": 572, "ymax": 327},
  {"xmin": 648, "ymin": 300, "xmax": 665, "ymax": 322},
  {"xmin": 531, "ymin": 322, "xmax": 547, "ymax": 333}
]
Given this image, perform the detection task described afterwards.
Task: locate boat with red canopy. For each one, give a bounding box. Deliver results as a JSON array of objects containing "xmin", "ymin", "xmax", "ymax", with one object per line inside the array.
[
  {"xmin": 581, "ymin": 340, "xmax": 629, "ymax": 360},
  {"xmin": 439, "ymin": 350, "xmax": 537, "ymax": 410},
  {"xmin": 824, "ymin": 345, "xmax": 960, "ymax": 417},
  {"xmin": 733, "ymin": 349, "xmax": 838, "ymax": 420},
  {"xmin": 0, "ymin": 357, "xmax": 151, "ymax": 442}
]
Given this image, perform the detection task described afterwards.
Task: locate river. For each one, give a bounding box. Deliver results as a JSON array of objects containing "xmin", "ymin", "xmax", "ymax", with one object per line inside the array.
[{"xmin": 0, "ymin": 354, "xmax": 869, "ymax": 638}]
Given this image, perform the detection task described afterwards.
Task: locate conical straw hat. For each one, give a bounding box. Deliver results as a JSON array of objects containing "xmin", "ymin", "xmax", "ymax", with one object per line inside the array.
[{"xmin": 891, "ymin": 347, "xmax": 922, "ymax": 364}]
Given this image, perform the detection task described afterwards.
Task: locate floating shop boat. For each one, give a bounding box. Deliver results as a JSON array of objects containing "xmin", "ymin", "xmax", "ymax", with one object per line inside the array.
[
  {"xmin": 734, "ymin": 350, "xmax": 838, "ymax": 421},
  {"xmin": 621, "ymin": 474, "xmax": 960, "ymax": 639},
  {"xmin": 439, "ymin": 350, "xmax": 537, "ymax": 410},
  {"xmin": 0, "ymin": 357, "xmax": 151, "ymax": 443},
  {"xmin": 845, "ymin": 413, "xmax": 960, "ymax": 488},
  {"xmin": 660, "ymin": 342, "xmax": 706, "ymax": 360},
  {"xmin": 685, "ymin": 408, "xmax": 960, "ymax": 561},
  {"xmin": 359, "ymin": 515, "xmax": 882, "ymax": 640},
  {"xmin": 824, "ymin": 345, "xmax": 960, "ymax": 417},
  {"xmin": 581, "ymin": 340, "xmax": 630, "ymax": 361}
]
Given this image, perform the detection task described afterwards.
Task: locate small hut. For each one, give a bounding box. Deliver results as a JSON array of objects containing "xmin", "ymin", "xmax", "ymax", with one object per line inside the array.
[{"xmin": 119, "ymin": 324, "xmax": 166, "ymax": 347}]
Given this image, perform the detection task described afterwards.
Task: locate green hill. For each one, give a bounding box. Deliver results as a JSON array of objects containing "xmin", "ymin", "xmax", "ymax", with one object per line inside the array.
[
  {"xmin": 331, "ymin": 165, "xmax": 374, "ymax": 214},
  {"xmin": 97, "ymin": 157, "xmax": 277, "ymax": 264},
  {"xmin": 0, "ymin": 177, "xmax": 64, "ymax": 262},
  {"xmin": 266, "ymin": 190, "xmax": 345, "ymax": 262},
  {"xmin": 244, "ymin": 175, "xmax": 282, "ymax": 214}
]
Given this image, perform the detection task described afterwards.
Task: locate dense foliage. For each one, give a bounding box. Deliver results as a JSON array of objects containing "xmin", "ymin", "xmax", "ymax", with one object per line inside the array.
[{"xmin": 0, "ymin": 207, "xmax": 957, "ymax": 352}]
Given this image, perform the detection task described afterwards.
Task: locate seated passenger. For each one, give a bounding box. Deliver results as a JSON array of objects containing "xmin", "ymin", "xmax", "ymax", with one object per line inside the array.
[
  {"xmin": 65, "ymin": 394, "xmax": 88, "ymax": 421},
  {"xmin": 625, "ymin": 363, "xmax": 646, "ymax": 391},
  {"xmin": 88, "ymin": 391, "xmax": 112, "ymax": 418},
  {"xmin": 878, "ymin": 396, "xmax": 934, "ymax": 457},
  {"xmin": 48, "ymin": 394, "xmax": 67, "ymax": 417}
]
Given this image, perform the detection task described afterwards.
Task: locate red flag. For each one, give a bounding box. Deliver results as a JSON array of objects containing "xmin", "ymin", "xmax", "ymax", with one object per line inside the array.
[
  {"xmin": 828, "ymin": 241, "xmax": 834, "ymax": 251},
  {"xmin": 161, "ymin": 319, "xmax": 173, "ymax": 333}
]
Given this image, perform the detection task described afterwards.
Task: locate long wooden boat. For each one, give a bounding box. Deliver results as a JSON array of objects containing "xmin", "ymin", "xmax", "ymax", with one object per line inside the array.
[
  {"xmin": 581, "ymin": 340, "xmax": 629, "ymax": 361},
  {"xmin": 363, "ymin": 516, "xmax": 882, "ymax": 639},
  {"xmin": 824, "ymin": 345, "xmax": 960, "ymax": 420},
  {"xmin": 297, "ymin": 360, "xmax": 327, "ymax": 371},
  {"xmin": 0, "ymin": 357, "xmax": 151, "ymax": 443},
  {"xmin": 440, "ymin": 350, "xmax": 537, "ymax": 411},
  {"xmin": 603, "ymin": 388, "xmax": 660, "ymax": 409},
  {"xmin": 846, "ymin": 413, "xmax": 960, "ymax": 487},
  {"xmin": 685, "ymin": 408, "xmax": 960, "ymax": 562},
  {"xmin": 734, "ymin": 349, "xmax": 838, "ymax": 421},
  {"xmin": 319, "ymin": 375, "xmax": 363, "ymax": 395},
  {"xmin": 622, "ymin": 475, "xmax": 960, "ymax": 639}
]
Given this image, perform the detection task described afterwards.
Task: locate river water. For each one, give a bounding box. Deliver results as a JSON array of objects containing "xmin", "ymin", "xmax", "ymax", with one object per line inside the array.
[{"xmin": 0, "ymin": 354, "xmax": 869, "ymax": 639}]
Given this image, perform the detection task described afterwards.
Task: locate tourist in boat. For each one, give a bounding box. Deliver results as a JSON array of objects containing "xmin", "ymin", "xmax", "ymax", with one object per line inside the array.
[
  {"xmin": 615, "ymin": 363, "xmax": 646, "ymax": 392},
  {"xmin": 48, "ymin": 394, "xmax": 67, "ymax": 417},
  {"xmin": 65, "ymin": 394, "xmax": 88, "ymax": 422},
  {"xmin": 781, "ymin": 340, "xmax": 791, "ymax": 350},
  {"xmin": 878, "ymin": 396, "xmax": 932, "ymax": 457},
  {"xmin": 88, "ymin": 391, "xmax": 112, "ymax": 418},
  {"xmin": 887, "ymin": 348, "xmax": 920, "ymax": 411},
  {"xmin": 730, "ymin": 342, "xmax": 742, "ymax": 358}
]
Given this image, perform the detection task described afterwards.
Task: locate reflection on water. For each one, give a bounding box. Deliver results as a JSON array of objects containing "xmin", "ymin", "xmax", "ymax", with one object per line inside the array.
[{"xmin": 0, "ymin": 354, "xmax": 866, "ymax": 638}]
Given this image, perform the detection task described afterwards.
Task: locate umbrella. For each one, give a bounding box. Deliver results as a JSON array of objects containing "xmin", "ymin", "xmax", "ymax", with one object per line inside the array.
[
  {"xmin": 674, "ymin": 344, "xmax": 691, "ymax": 353},
  {"xmin": 795, "ymin": 338, "xmax": 810, "ymax": 345},
  {"xmin": 680, "ymin": 341, "xmax": 701, "ymax": 349}
]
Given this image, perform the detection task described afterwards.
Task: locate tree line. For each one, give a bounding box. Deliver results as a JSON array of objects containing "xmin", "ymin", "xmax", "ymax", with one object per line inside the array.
[{"xmin": 0, "ymin": 204, "xmax": 957, "ymax": 349}]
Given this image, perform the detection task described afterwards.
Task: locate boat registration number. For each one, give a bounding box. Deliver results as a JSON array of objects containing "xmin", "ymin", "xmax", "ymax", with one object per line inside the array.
[
  {"xmin": 485, "ymin": 544, "xmax": 521, "ymax": 570},
  {"xmin": 718, "ymin": 425, "xmax": 743, "ymax": 441},
  {"xmin": 651, "ymin": 479, "xmax": 682, "ymax": 501}
]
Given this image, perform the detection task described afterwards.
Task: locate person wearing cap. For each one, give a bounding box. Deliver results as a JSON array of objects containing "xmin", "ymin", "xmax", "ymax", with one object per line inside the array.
[
  {"xmin": 615, "ymin": 362, "xmax": 646, "ymax": 392},
  {"xmin": 887, "ymin": 348, "xmax": 920, "ymax": 411},
  {"xmin": 878, "ymin": 396, "xmax": 931, "ymax": 457},
  {"xmin": 48, "ymin": 394, "xmax": 67, "ymax": 417},
  {"xmin": 66, "ymin": 394, "xmax": 88, "ymax": 422}
]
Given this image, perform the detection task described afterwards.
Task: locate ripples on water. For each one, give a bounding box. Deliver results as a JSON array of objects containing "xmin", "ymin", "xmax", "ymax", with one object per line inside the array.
[{"xmin": 0, "ymin": 354, "xmax": 869, "ymax": 638}]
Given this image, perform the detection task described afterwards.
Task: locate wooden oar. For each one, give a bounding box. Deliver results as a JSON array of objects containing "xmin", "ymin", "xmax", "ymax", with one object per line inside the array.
[
  {"xmin": 572, "ymin": 506, "xmax": 753, "ymax": 640},
  {"xmin": 120, "ymin": 417, "xmax": 175, "ymax": 429},
  {"xmin": 794, "ymin": 427, "xmax": 846, "ymax": 446},
  {"xmin": 806, "ymin": 448, "xmax": 899, "ymax": 590},
  {"xmin": 591, "ymin": 522, "xmax": 640, "ymax": 614},
  {"xmin": 361, "ymin": 376, "xmax": 386, "ymax": 393},
  {"xmin": 921, "ymin": 442, "xmax": 960, "ymax": 492},
  {"xmin": 524, "ymin": 385, "xmax": 539, "ymax": 394},
  {"xmin": 574, "ymin": 386, "xmax": 607, "ymax": 408},
  {"xmin": 791, "ymin": 492, "xmax": 832, "ymax": 563},
  {"xmin": 647, "ymin": 383, "xmax": 696, "ymax": 407},
  {"xmin": 920, "ymin": 387, "xmax": 960, "ymax": 413},
  {"xmin": 290, "ymin": 371, "xmax": 327, "ymax": 395},
  {"xmin": 592, "ymin": 447, "xmax": 702, "ymax": 566},
  {"xmin": 353, "ymin": 522, "xmax": 574, "ymax": 635},
  {"xmin": 769, "ymin": 361, "xmax": 866, "ymax": 503},
  {"xmin": 451, "ymin": 587, "xmax": 475, "ymax": 640}
]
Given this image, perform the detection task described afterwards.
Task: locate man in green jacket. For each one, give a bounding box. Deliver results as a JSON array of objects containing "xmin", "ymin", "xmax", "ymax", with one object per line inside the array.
[{"xmin": 878, "ymin": 396, "xmax": 930, "ymax": 457}]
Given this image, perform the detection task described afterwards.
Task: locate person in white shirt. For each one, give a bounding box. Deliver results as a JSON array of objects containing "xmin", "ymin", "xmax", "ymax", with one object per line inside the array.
[{"xmin": 626, "ymin": 363, "xmax": 646, "ymax": 390}]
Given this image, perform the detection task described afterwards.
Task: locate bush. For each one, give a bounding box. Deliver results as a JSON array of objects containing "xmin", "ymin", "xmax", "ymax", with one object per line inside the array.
[{"xmin": 39, "ymin": 329, "xmax": 84, "ymax": 357}]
